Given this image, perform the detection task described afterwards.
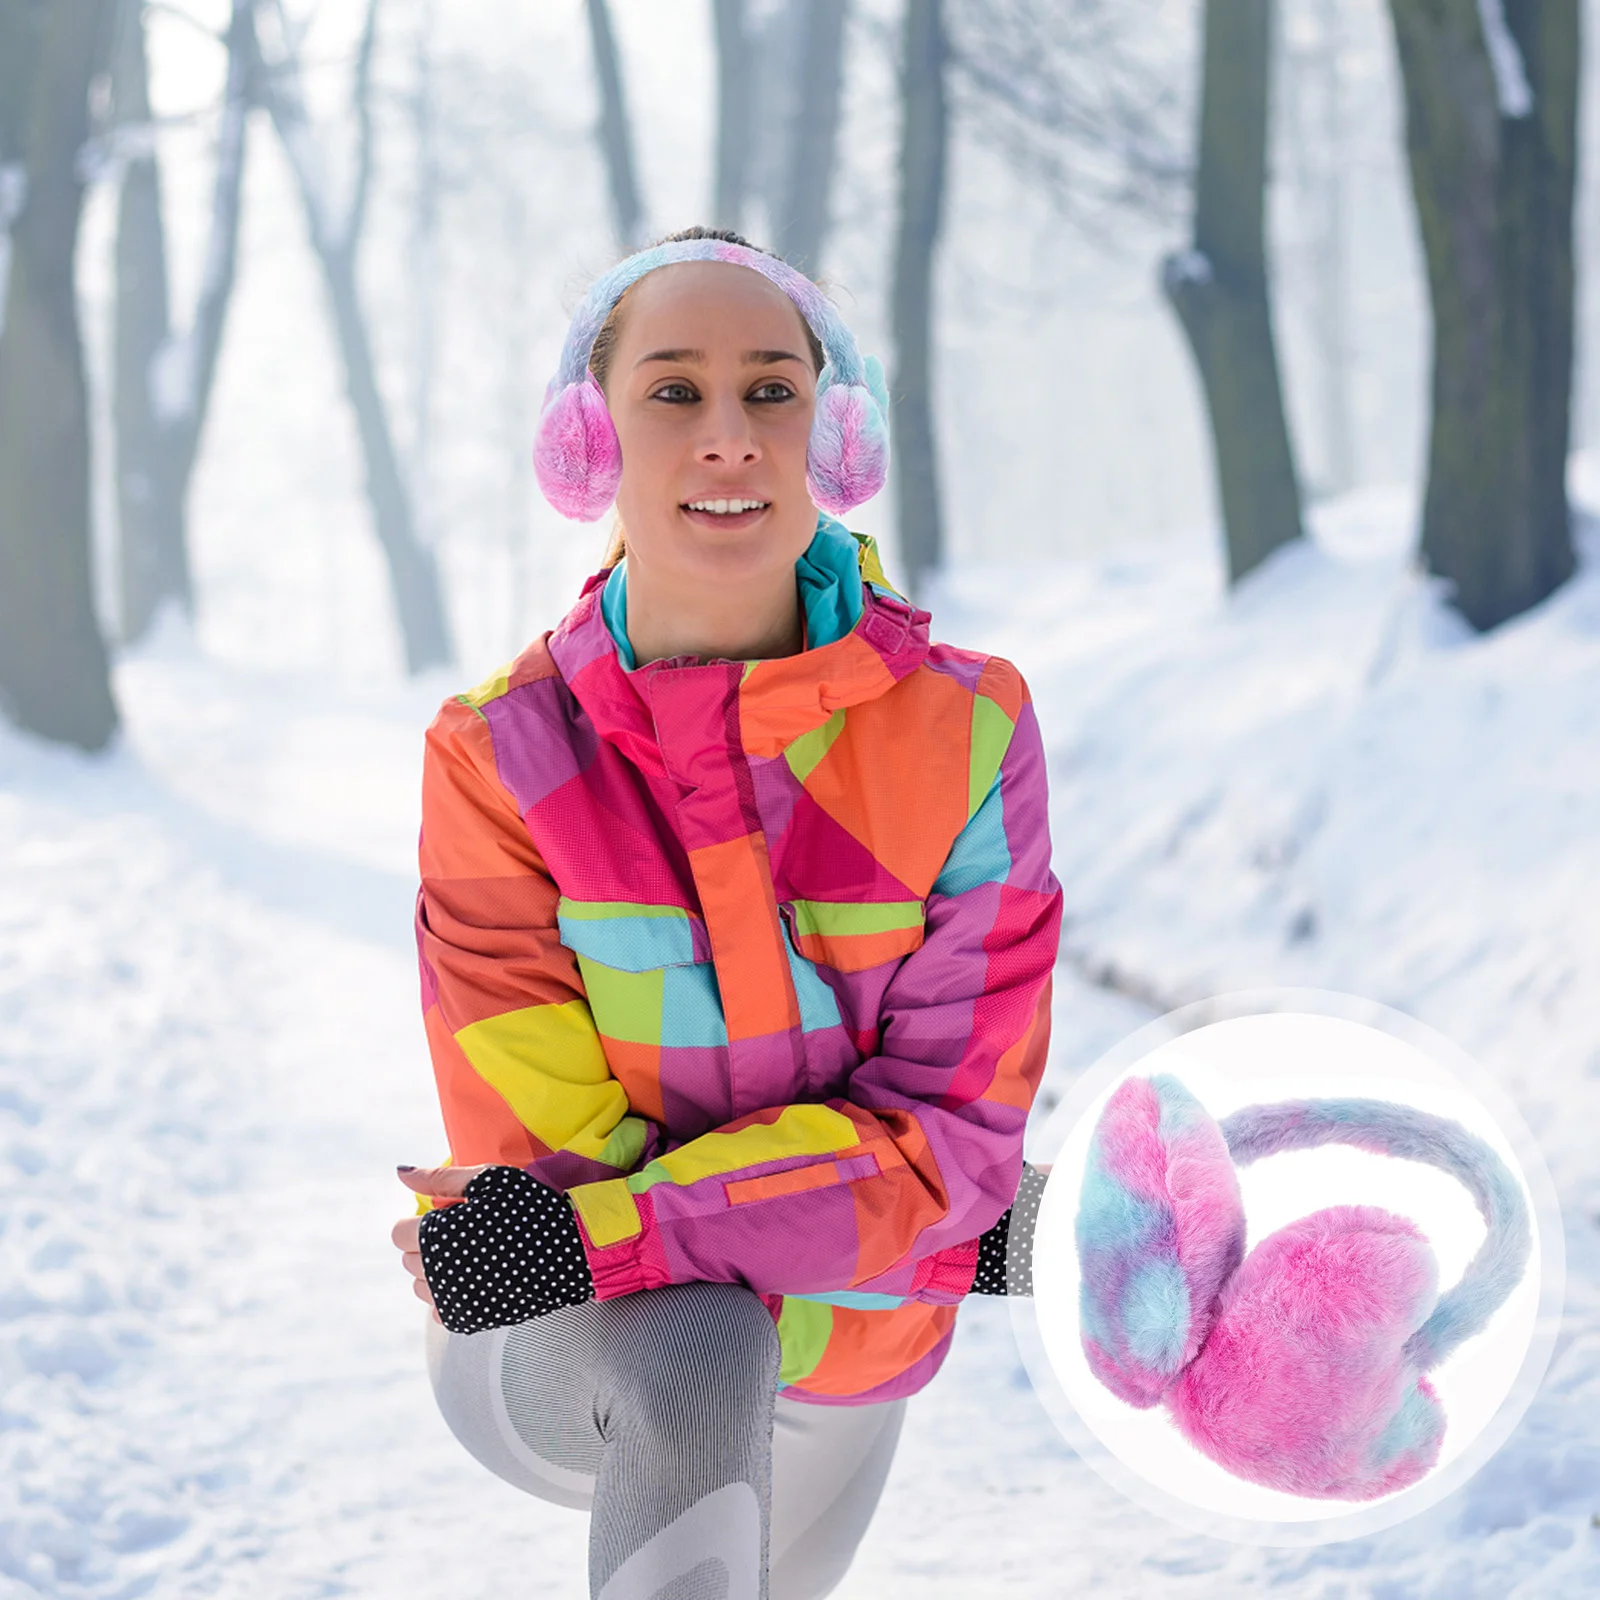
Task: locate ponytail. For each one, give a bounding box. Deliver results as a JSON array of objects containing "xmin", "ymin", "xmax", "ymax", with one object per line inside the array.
[{"xmin": 602, "ymin": 519, "xmax": 627, "ymax": 569}]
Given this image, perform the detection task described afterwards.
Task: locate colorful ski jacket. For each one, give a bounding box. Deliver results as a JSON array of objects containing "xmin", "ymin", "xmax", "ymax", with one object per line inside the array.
[{"xmin": 415, "ymin": 519, "xmax": 1063, "ymax": 1406}]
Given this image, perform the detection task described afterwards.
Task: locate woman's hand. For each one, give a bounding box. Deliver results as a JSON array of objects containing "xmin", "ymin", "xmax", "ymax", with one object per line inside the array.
[
  {"xmin": 391, "ymin": 1163, "xmax": 597, "ymax": 1335},
  {"xmin": 391, "ymin": 1164, "xmax": 489, "ymax": 1322}
]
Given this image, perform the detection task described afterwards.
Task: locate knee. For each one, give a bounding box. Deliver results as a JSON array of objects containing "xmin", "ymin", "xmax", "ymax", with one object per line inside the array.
[{"xmin": 599, "ymin": 1281, "xmax": 780, "ymax": 1425}]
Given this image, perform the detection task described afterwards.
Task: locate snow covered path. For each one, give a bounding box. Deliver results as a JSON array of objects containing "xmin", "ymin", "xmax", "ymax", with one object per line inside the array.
[{"xmin": 4, "ymin": 501, "xmax": 1600, "ymax": 1596}]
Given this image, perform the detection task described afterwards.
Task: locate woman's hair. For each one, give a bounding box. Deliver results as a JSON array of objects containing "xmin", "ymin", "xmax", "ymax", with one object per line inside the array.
[{"xmin": 591, "ymin": 226, "xmax": 827, "ymax": 569}]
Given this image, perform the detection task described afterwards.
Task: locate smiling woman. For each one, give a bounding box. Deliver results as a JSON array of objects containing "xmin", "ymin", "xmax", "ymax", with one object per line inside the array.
[
  {"xmin": 394, "ymin": 226, "xmax": 1063, "ymax": 1600},
  {"xmin": 594, "ymin": 253, "xmax": 825, "ymax": 665}
]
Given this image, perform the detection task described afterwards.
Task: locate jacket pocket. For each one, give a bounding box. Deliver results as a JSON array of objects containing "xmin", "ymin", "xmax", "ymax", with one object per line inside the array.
[
  {"xmin": 556, "ymin": 897, "xmax": 711, "ymax": 972},
  {"xmin": 556, "ymin": 898, "xmax": 727, "ymax": 1050},
  {"xmin": 778, "ymin": 898, "xmax": 925, "ymax": 973},
  {"xmin": 723, "ymin": 1147, "xmax": 883, "ymax": 1205}
]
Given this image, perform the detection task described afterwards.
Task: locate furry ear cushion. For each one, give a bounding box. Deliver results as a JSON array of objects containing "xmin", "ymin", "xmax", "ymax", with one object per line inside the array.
[
  {"xmin": 1075, "ymin": 1074, "xmax": 1247, "ymax": 1408},
  {"xmin": 806, "ymin": 366, "xmax": 890, "ymax": 516},
  {"xmin": 1168, "ymin": 1205, "xmax": 1447, "ymax": 1499},
  {"xmin": 534, "ymin": 376, "xmax": 623, "ymax": 523}
]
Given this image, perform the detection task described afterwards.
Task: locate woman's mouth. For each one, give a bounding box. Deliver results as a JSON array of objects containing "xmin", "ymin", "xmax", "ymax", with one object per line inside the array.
[{"xmin": 680, "ymin": 497, "xmax": 772, "ymax": 530}]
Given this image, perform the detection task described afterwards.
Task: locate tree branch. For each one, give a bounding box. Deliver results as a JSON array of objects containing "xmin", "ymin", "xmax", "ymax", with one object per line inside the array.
[
  {"xmin": 346, "ymin": 0, "xmax": 379, "ymax": 250},
  {"xmin": 163, "ymin": 0, "xmax": 252, "ymax": 453}
]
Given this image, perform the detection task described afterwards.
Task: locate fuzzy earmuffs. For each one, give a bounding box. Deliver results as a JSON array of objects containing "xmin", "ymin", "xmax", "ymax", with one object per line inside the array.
[
  {"xmin": 1074, "ymin": 1074, "xmax": 1531, "ymax": 1501},
  {"xmin": 533, "ymin": 238, "xmax": 891, "ymax": 522}
]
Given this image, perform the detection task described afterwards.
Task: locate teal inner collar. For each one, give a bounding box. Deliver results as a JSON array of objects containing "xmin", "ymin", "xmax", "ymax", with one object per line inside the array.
[{"xmin": 600, "ymin": 512, "xmax": 865, "ymax": 671}]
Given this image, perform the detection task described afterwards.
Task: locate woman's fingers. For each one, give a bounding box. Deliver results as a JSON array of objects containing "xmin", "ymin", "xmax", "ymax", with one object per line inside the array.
[
  {"xmin": 395, "ymin": 1163, "xmax": 490, "ymax": 1201},
  {"xmin": 392, "ymin": 1164, "xmax": 493, "ymax": 1323}
]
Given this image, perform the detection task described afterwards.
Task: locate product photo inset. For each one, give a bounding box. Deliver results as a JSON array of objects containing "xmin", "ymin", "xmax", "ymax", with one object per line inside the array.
[{"xmin": 1074, "ymin": 1074, "xmax": 1531, "ymax": 1501}]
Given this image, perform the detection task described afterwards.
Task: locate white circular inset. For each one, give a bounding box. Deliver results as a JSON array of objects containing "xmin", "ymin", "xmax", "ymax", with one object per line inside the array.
[{"xmin": 1009, "ymin": 988, "xmax": 1564, "ymax": 1546}]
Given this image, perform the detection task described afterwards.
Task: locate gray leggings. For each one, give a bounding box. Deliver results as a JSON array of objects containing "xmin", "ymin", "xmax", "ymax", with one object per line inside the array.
[{"xmin": 426, "ymin": 1280, "xmax": 906, "ymax": 1600}]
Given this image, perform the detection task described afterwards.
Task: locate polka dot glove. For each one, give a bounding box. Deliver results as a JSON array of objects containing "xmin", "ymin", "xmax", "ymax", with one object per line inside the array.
[
  {"xmin": 416, "ymin": 1165, "xmax": 595, "ymax": 1334},
  {"xmin": 969, "ymin": 1162, "xmax": 1049, "ymax": 1296}
]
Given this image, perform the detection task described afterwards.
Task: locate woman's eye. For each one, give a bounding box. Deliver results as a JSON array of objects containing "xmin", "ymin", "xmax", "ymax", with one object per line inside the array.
[
  {"xmin": 751, "ymin": 381, "xmax": 796, "ymax": 402},
  {"xmin": 651, "ymin": 382, "xmax": 698, "ymax": 403}
]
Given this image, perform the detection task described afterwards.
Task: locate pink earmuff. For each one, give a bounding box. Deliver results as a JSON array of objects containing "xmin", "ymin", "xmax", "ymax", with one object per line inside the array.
[{"xmin": 1075, "ymin": 1074, "xmax": 1531, "ymax": 1500}]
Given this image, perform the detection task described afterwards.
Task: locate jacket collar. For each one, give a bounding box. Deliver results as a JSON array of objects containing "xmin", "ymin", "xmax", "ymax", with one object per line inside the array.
[{"xmin": 546, "ymin": 521, "xmax": 929, "ymax": 769}]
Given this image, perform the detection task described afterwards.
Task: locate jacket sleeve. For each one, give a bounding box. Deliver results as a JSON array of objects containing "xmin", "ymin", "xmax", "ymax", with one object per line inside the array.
[
  {"xmin": 416, "ymin": 695, "xmax": 661, "ymax": 1193},
  {"xmin": 564, "ymin": 664, "xmax": 1063, "ymax": 1306}
]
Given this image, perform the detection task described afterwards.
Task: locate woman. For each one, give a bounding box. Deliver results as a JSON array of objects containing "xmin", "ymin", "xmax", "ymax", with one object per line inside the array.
[{"xmin": 391, "ymin": 228, "xmax": 1062, "ymax": 1600}]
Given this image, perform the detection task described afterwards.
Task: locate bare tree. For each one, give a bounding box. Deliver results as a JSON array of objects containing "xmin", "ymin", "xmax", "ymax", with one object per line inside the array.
[
  {"xmin": 712, "ymin": 0, "xmax": 753, "ymax": 231},
  {"xmin": 409, "ymin": 0, "xmax": 439, "ymax": 546},
  {"xmin": 253, "ymin": 0, "xmax": 454, "ymax": 673},
  {"xmin": 1277, "ymin": 0, "xmax": 1357, "ymax": 497},
  {"xmin": 770, "ymin": 0, "xmax": 849, "ymax": 272},
  {"xmin": 1387, "ymin": 0, "xmax": 1579, "ymax": 630},
  {"xmin": 585, "ymin": 0, "xmax": 645, "ymax": 250},
  {"xmin": 111, "ymin": 0, "xmax": 252, "ymax": 645},
  {"xmin": 1163, "ymin": 0, "xmax": 1305, "ymax": 584},
  {"xmin": 892, "ymin": 0, "xmax": 948, "ymax": 593},
  {"xmin": 0, "ymin": 0, "xmax": 120, "ymax": 750},
  {"xmin": 736, "ymin": 0, "xmax": 848, "ymax": 270},
  {"xmin": 0, "ymin": 7, "xmax": 32, "ymax": 314}
]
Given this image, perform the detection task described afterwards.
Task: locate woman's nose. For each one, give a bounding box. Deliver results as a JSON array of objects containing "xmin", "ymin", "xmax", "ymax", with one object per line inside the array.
[{"xmin": 696, "ymin": 392, "xmax": 761, "ymax": 465}]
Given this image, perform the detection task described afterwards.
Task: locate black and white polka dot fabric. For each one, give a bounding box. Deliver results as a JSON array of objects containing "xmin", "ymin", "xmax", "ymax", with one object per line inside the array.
[
  {"xmin": 969, "ymin": 1161, "xmax": 1049, "ymax": 1296},
  {"xmin": 417, "ymin": 1165, "xmax": 595, "ymax": 1335}
]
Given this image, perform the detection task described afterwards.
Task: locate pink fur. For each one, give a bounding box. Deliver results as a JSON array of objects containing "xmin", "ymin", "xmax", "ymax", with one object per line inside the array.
[
  {"xmin": 806, "ymin": 383, "xmax": 889, "ymax": 515},
  {"xmin": 1097, "ymin": 1078, "xmax": 1170, "ymax": 1202},
  {"xmin": 1164, "ymin": 1121, "xmax": 1246, "ymax": 1370},
  {"xmin": 1167, "ymin": 1205, "xmax": 1445, "ymax": 1499},
  {"xmin": 534, "ymin": 377, "xmax": 623, "ymax": 522}
]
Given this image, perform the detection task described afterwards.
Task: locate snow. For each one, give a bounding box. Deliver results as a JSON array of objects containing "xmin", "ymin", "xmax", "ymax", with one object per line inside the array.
[
  {"xmin": 1161, "ymin": 248, "xmax": 1213, "ymax": 291},
  {"xmin": 4, "ymin": 471, "xmax": 1600, "ymax": 1596},
  {"xmin": 1476, "ymin": 0, "xmax": 1535, "ymax": 120}
]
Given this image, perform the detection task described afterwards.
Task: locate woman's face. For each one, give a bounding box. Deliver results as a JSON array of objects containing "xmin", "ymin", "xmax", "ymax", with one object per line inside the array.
[{"xmin": 602, "ymin": 261, "xmax": 820, "ymax": 592}]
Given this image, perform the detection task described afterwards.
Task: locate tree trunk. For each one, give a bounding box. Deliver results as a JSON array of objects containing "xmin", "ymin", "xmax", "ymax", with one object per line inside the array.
[
  {"xmin": 772, "ymin": 0, "xmax": 848, "ymax": 272},
  {"xmin": 711, "ymin": 0, "xmax": 751, "ymax": 232},
  {"xmin": 0, "ymin": 0, "xmax": 120, "ymax": 750},
  {"xmin": 112, "ymin": 0, "xmax": 181, "ymax": 640},
  {"xmin": 1387, "ymin": 0, "xmax": 1578, "ymax": 630},
  {"xmin": 0, "ymin": 3, "xmax": 40, "ymax": 320},
  {"xmin": 112, "ymin": 0, "xmax": 252, "ymax": 645},
  {"xmin": 891, "ymin": 0, "xmax": 948, "ymax": 595},
  {"xmin": 320, "ymin": 243, "xmax": 452, "ymax": 672},
  {"xmin": 749, "ymin": 1, "xmax": 803, "ymax": 244},
  {"xmin": 1312, "ymin": 0, "xmax": 1356, "ymax": 494},
  {"xmin": 1162, "ymin": 0, "xmax": 1304, "ymax": 585},
  {"xmin": 410, "ymin": 0, "xmax": 438, "ymax": 544},
  {"xmin": 255, "ymin": 0, "xmax": 454, "ymax": 675},
  {"xmin": 585, "ymin": 0, "xmax": 645, "ymax": 250}
]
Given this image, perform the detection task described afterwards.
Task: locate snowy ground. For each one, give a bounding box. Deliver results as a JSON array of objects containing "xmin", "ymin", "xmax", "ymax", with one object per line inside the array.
[{"xmin": 3, "ymin": 477, "xmax": 1600, "ymax": 1597}]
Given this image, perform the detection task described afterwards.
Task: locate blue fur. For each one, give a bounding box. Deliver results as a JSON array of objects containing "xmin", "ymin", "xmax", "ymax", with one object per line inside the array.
[
  {"xmin": 1121, "ymin": 1257, "xmax": 1191, "ymax": 1374},
  {"xmin": 1368, "ymin": 1378, "xmax": 1444, "ymax": 1468}
]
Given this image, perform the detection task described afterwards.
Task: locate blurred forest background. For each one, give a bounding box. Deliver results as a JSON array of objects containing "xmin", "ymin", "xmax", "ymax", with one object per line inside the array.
[{"xmin": 1, "ymin": 0, "xmax": 1596, "ymax": 748}]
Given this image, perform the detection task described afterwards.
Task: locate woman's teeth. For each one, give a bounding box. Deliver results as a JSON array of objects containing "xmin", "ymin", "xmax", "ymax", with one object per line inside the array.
[{"xmin": 684, "ymin": 498, "xmax": 769, "ymax": 514}]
